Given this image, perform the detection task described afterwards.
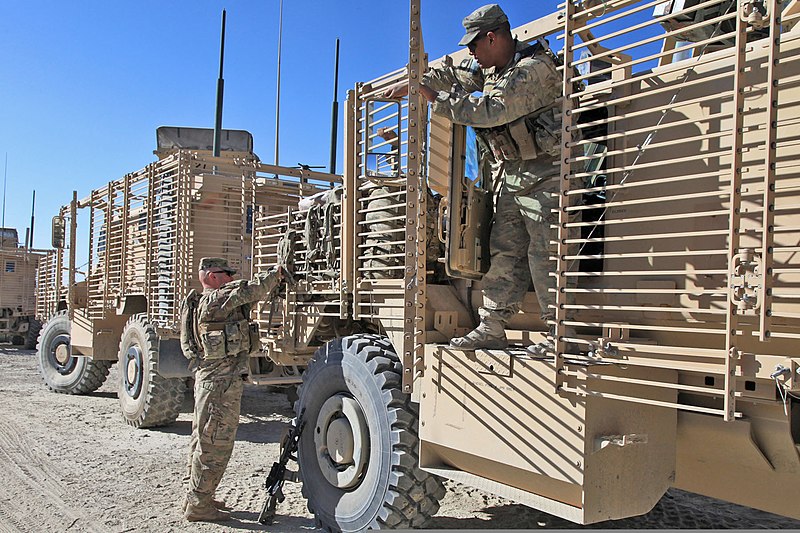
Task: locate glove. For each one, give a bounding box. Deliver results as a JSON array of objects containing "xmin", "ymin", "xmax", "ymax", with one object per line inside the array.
[{"xmin": 275, "ymin": 265, "xmax": 297, "ymax": 287}]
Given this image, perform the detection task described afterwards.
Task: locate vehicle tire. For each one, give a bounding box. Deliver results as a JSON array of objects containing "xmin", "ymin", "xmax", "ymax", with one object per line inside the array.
[
  {"xmin": 296, "ymin": 334, "xmax": 445, "ymax": 531},
  {"xmin": 117, "ymin": 313, "xmax": 186, "ymax": 428},
  {"xmin": 25, "ymin": 319, "xmax": 42, "ymax": 349},
  {"xmin": 37, "ymin": 311, "xmax": 113, "ymax": 394}
]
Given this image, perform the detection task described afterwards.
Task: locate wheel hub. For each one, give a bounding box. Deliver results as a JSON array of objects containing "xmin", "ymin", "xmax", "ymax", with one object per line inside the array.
[
  {"xmin": 327, "ymin": 418, "xmax": 355, "ymax": 464},
  {"xmin": 48, "ymin": 334, "xmax": 76, "ymax": 375},
  {"xmin": 314, "ymin": 394, "xmax": 369, "ymax": 489},
  {"xmin": 123, "ymin": 345, "xmax": 144, "ymax": 399},
  {"xmin": 54, "ymin": 344, "xmax": 70, "ymax": 365}
]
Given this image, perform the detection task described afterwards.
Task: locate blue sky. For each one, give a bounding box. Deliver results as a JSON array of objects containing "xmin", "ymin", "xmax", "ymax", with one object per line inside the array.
[{"xmin": 1, "ymin": 1, "xmax": 565, "ymax": 248}]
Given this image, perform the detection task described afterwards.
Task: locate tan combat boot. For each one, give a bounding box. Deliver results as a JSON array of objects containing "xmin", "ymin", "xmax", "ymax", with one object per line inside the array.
[
  {"xmin": 450, "ymin": 317, "xmax": 508, "ymax": 350},
  {"xmin": 529, "ymin": 326, "xmax": 579, "ymax": 355},
  {"xmin": 182, "ymin": 495, "xmax": 229, "ymax": 513},
  {"xmin": 184, "ymin": 501, "xmax": 231, "ymax": 522}
]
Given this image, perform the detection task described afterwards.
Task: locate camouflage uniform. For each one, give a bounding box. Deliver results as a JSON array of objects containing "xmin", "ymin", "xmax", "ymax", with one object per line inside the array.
[
  {"xmin": 423, "ymin": 7, "xmax": 566, "ymax": 347},
  {"xmin": 181, "ymin": 259, "xmax": 282, "ymax": 513}
]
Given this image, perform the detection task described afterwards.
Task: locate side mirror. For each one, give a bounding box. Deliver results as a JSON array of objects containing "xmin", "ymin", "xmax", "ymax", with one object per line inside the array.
[{"xmin": 52, "ymin": 216, "xmax": 65, "ymax": 249}]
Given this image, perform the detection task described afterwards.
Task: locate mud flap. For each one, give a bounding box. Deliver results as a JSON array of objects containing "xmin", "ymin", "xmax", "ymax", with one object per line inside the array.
[{"xmin": 157, "ymin": 338, "xmax": 193, "ymax": 378}]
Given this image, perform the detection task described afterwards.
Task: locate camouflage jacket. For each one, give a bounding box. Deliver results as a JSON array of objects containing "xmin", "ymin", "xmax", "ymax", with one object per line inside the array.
[
  {"xmin": 181, "ymin": 269, "xmax": 282, "ymax": 380},
  {"xmin": 423, "ymin": 40, "xmax": 562, "ymax": 194}
]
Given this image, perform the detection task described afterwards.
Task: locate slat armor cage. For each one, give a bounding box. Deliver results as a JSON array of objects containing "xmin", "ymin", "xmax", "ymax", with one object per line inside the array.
[
  {"xmin": 38, "ymin": 150, "xmax": 255, "ymax": 340},
  {"xmin": 553, "ymin": 0, "xmax": 800, "ymax": 421}
]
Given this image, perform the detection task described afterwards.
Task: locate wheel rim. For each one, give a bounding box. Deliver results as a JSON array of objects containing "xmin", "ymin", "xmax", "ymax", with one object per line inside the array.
[
  {"xmin": 48, "ymin": 334, "xmax": 76, "ymax": 376},
  {"xmin": 314, "ymin": 394, "xmax": 369, "ymax": 489},
  {"xmin": 123, "ymin": 344, "xmax": 144, "ymax": 399}
]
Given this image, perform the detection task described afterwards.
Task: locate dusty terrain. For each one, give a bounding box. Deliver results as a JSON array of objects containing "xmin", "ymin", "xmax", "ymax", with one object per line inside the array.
[{"xmin": 1, "ymin": 347, "xmax": 799, "ymax": 532}]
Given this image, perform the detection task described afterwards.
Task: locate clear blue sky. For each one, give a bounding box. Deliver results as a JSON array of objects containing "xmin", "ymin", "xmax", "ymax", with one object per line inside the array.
[{"xmin": 1, "ymin": 1, "xmax": 564, "ymax": 248}]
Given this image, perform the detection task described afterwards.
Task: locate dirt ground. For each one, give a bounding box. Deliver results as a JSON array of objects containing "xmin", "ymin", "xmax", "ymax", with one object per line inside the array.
[{"xmin": 2, "ymin": 347, "xmax": 800, "ymax": 532}]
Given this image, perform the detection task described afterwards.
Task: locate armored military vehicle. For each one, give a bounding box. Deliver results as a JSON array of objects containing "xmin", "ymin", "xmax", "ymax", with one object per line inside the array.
[
  {"xmin": 0, "ymin": 228, "xmax": 48, "ymax": 348},
  {"xmin": 253, "ymin": 0, "xmax": 800, "ymax": 529},
  {"xmin": 36, "ymin": 126, "xmax": 340, "ymax": 428}
]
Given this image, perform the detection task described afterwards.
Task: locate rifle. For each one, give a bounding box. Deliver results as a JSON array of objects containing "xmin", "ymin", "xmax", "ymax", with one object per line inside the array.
[{"xmin": 258, "ymin": 408, "xmax": 306, "ymax": 525}]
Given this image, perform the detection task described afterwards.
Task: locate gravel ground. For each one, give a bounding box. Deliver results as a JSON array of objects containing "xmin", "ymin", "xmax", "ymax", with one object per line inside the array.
[{"xmin": 1, "ymin": 347, "xmax": 799, "ymax": 532}]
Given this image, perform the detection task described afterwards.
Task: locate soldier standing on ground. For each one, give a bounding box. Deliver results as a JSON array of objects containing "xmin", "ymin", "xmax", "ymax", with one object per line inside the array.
[
  {"xmin": 180, "ymin": 257, "xmax": 285, "ymax": 522},
  {"xmin": 386, "ymin": 3, "xmax": 570, "ymax": 351}
]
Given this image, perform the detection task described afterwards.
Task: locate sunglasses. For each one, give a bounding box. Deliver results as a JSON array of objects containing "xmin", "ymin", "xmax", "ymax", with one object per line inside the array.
[
  {"xmin": 467, "ymin": 31, "xmax": 492, "ymax": 52},
  {"xmin": 207, "ymin": 269, "xmax": 233, "ymax": 275}
]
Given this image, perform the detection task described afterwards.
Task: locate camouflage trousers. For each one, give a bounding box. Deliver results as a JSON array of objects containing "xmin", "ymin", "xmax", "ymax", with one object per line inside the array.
[
  {"xmin": 185, "ymin": 370, "xmax": 243, "ymax": 507},
  {"xmin": 480, "ymin": 181, "xmax": 573, "ymax": 324}
]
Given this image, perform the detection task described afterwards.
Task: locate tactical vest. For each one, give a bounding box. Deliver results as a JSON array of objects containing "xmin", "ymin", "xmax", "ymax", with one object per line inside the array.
[
  {"xmin": 196, "ymin": 318, "xmax": 259, "ymax": 360},
  {"xmin": 476, "ymin": 42, "xmax": 564, "ymax": 162},
  {"xmin": 186, "ymin": 293, "xmax": 261, "ymax": 360}
]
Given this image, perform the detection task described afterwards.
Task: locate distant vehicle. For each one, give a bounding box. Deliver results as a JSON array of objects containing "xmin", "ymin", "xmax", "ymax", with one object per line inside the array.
[{"xmin": 0, "ymin": 227, "xmax": 49, "ymax": 348}]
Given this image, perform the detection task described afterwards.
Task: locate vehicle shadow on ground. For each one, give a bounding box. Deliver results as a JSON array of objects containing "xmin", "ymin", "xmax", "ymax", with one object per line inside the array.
[
  {"xmin": 148, "ymin": 413, "xmax": 290, "ymax": 445},
  {"xmin": 166, "ymin": 386, "xmax": 295, "ymax": 445},
  {"xmin": 220, "ymin": 511, "xmax": 318, "ymax": 532},
  {"xmin": 153, "ymin": 420, "xmax": 192, "ymax": 436},
  {"xmin": 87, "ymin": 391, "xmax": 117, "ymax": 399},
  {"xmin": 426, "ymin": 504, "xmax": 571, "ymax": 530},
  {"xmin": 427, "ymin": 503, "xmax": 675, "ymax": 530},
  {"xmin": 0, "ymin": 347, "xmax": 36, "ymax": 356},
  {"xmin": 428, "ymin": 490, "xmax": 800, "ymax": 530},
  {"xmin": 236, "ymin": 415, "xmax": 292, "ymax": 445}
]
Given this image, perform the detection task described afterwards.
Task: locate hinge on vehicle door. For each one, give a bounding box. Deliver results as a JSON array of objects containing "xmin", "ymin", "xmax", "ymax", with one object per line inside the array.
[{"xmin": 730, "ymin": 249, "xmax": 761, "ymax": 315}]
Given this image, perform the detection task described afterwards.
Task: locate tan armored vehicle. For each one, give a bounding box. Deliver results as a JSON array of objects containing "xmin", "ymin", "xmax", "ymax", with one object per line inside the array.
[
  {"xmin": 0, "ymin": 228, "xmax": 48, "ymax": 347},
  {"xmin": 36, "ymin": 126, "xmax": 339, "ymax": 428},
  {"xmin": 252, "ymin": 0, "xmax": 800, "ymax": 529}
]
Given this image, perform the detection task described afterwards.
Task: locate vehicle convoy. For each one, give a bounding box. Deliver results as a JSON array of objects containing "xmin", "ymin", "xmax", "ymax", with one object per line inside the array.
[
  {"xmin": 246, "ymin": 0, "xmax": 800, "ymax": 530},
  {"xmin": 33, "ymin": 0, "xmax": 800, "ymax": 527},
  {"xmin": 0, "ymin": 228, "xmax": 48, "ymax": 348},
  {"xmin": 36, "ymin": 126, "xmax": 341, "ymax": 428}
]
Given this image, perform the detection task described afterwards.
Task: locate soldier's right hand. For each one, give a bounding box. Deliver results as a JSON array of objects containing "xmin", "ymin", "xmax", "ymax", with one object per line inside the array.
[
  {"xmin": 276, "ymin": 266, "xmax": 296, "ymax": 287},
  {"xmin": 383, "ymin": 83, "xmax": 409, "ymax": 99}
]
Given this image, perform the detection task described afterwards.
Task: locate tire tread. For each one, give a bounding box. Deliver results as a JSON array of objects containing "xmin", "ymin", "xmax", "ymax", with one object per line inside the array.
[
  {"xmin": 119, "ymin": 314, "xmax": 185, "ymax": 428},
  {"xmin": 299, "ymin": 333, "xmax": 445, "ymax": 531},
  {"xmin": 37, "ymin": 311, "xmax": 113, "ymax": 394}
]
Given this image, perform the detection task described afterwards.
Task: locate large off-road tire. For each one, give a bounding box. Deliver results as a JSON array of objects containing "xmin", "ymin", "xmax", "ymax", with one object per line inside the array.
[
  {"xmin": 37, "ymin": 311, "xmax": 113, "ymax": 394},
  {"xmin": 117, "ymin": 313, "xmax": 186, "ymax": 428},
  {"xmin": 24, "ymin": 318, "xmax": 42, "ymax": 349},
  {"xmin": 296, "ymin": 334, "xmax": 445, "ymax": 531}
]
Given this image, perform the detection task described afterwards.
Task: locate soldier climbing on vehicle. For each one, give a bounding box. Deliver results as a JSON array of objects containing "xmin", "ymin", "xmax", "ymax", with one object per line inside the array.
[{"xmin": 386, "ymin": 3, "xmax": 576, "ymax": 351}]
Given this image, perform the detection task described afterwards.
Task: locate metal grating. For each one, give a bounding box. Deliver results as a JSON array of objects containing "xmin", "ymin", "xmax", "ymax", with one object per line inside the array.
[{"xmin": 554, "ymin": 0, "xmax": 800, "ymax": 419}]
